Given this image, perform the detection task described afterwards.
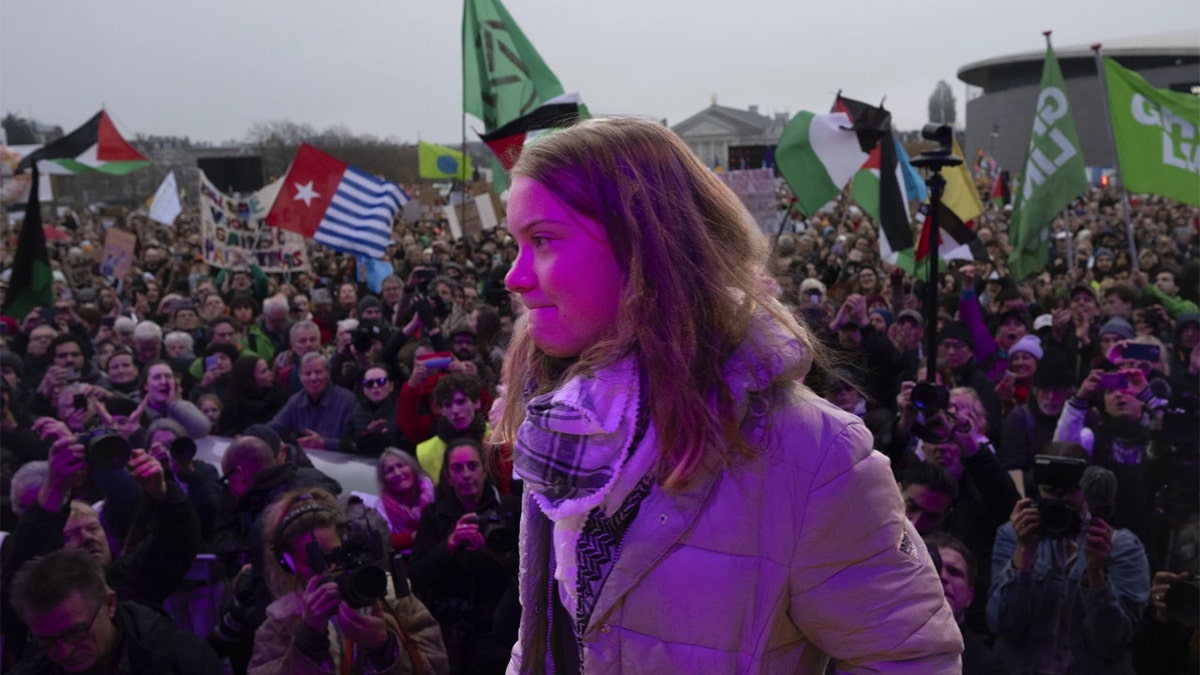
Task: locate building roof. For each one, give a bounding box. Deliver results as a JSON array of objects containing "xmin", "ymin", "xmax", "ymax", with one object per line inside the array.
[
  {"xmin": 958, "ymin": 31, "xmax": 1200, "ymax": 87},
  {"xmin": 672, "ymin": 104, "xmax": 783, "ymax": 138}
]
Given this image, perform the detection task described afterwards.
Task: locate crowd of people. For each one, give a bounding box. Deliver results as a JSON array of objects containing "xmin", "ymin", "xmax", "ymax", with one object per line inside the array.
[{"xmin": 0, "ymin": 124, "xmax": 1197, "ymax": 674}]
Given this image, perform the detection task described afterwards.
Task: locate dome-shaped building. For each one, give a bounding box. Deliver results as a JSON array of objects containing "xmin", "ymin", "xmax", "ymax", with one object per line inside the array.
[{"xmin": 958, "ymin": 32, "xmax": 1198, "ymax": 172}]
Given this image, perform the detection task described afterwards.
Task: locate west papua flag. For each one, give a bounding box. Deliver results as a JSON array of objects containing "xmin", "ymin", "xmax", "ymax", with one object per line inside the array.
[
  {"xmin": 478, "ymin": 92, "xmax": 585, "ymax": 170},
  {"xmin": 265, "ymin": 144, "xmax": 408, "ymax": 259}
]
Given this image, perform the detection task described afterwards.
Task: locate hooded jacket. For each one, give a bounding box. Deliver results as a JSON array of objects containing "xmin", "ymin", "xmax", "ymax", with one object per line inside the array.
[{"xmin": 507, "ymin": 309, "xmax": 962, "ymax": 674}]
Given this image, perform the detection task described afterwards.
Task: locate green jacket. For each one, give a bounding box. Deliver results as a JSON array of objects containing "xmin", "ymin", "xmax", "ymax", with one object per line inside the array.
[{"xmin": 1146, "ymin": 284, "xmax": 1200, "ymax": 317}]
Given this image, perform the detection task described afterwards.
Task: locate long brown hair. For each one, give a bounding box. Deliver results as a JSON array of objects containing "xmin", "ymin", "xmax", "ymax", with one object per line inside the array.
[{"xmin": 494, "ymin": 118, "xmax": 820, "ymax": 490}]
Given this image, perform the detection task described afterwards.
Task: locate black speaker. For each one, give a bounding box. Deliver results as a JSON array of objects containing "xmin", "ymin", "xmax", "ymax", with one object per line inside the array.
[{"xmin": 198, "ymin": 156, "xmax": 264, "ymax": 194}]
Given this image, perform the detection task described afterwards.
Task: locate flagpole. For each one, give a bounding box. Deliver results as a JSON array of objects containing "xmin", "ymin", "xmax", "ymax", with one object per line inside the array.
[
  {"xmin": 1090, "ymin": 43, "xmax": 1140, "ymax": 272},
  {"xmin": 459, "ymin": 114, "xmax": 467, "ymax": 241},
  {"xmin": 1061, "ymin": 208, "xmax": 1074, "ymax": 271}
]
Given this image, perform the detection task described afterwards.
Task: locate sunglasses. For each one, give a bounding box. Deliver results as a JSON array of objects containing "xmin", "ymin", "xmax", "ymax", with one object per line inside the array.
[{"xmin": 362, "ymin": 377, "xmax": 389, "ymax": 389}]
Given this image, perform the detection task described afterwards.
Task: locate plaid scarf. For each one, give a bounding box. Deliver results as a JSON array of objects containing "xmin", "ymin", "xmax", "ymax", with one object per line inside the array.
[{"xmin": 515, "ymin": 355, "xmax": 643, "ymax": 518}]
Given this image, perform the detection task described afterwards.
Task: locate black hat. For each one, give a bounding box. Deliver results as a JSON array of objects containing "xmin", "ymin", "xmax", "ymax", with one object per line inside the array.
[
  {"xmin": 937, "ymin": 321, "xmax": 975, "ymax": 350},
  {"xmin": 357, "ymin": 296, "xmax": 383, "ymax": 315},
  {"xmin": 243, "ymin": 424, "xmax": 282, "ymax": 455},
  {"xmin": 204, "ymin": 342, "xmax": 240, "ymax": 362},
  {"xmin": 1033, "ymin": 358, "xmax": 1076, "ymax": 388},
  {"xmin": 0, "ymin": 350, "xmax": 25, "ymax": 377}
]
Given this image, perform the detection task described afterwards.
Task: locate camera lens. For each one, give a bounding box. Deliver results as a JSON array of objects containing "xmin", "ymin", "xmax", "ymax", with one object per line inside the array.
[
  {"xmin": 86, "ymin": 433, "xmax": 132, "ymax": 471},
  {"xmin": 338, "ymin": 566, "xmax": 388, "ymax": 608}
]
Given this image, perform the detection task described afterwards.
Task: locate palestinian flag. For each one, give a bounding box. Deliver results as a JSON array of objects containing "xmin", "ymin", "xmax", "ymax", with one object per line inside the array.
[
  {"xmin": 913, "ymin": 138, "xmax": 990, "ymax": 274},
  {"xmin": 776, "ymin": 110, "xmax": 867, "ymax": 217},
  {"xmin": 990, "ymin": 170, "xmax": 1011, "ymax": 207},
  {"xmin": 833, "ymin": 95, "xmax": 913, "ymax": 267},
  {"xmin": 2, "ymin": 166, "xmax": 54, "ymax": 320},
  {"xmin": 478, "ymin": 92, "xmax": 584, "ymax": 170},
  {"xmin": 16, "ymin": 110, "xmax": 149, "ymax": 175}
]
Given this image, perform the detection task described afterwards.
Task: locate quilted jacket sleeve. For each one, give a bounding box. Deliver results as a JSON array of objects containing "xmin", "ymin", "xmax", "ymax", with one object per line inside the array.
[{"xmin": 788, "ymin": 416, "xmax": 964, "ymax": 674}]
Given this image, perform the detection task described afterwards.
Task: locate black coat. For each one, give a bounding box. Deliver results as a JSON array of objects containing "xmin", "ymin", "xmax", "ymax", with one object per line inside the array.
[
  {"xmin": 12, "ymin": 601, "xmax": 221, "ymax": 675},
  {"xmin": 408, "ymin": 485, "xmax": 519, "ymax": 636}
]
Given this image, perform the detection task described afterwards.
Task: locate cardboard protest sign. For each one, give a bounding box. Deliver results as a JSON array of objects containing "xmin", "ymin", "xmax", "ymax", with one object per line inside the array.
[
  {"xmin": 101, "ymin": 228, "xmax": 137, "ymax": 281},
  {"xmin": 717, "ymin": 168, "xmax": 779, "ymax": 235},
  {"xmin": 199, "ymin": 172, "xmax": 309, "ymax": 272}
]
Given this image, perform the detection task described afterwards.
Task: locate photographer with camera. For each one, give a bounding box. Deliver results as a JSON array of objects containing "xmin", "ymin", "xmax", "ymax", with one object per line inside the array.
[
  {"xmin": 988, "ymin": 443, "xmax": 1150, "ymax": 674},
  {"xmin": 251, "ymin": 486, "xmax": 448, "ymax": 675},
  {"xmin": 409, "ymin": 439, "xmax": 517, "ymax": 674},
  {"xmin": 331, "ymin": 318, "xmax": 385, "ymax": 393},
  {"xmin": 0, "ymin": 427, "xmax": 202, "ymax": 665}
]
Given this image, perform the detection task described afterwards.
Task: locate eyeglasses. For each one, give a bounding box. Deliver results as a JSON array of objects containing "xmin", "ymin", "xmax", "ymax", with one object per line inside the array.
[
  {"xmin": 29, "ymin": 598, "xmax": 105, "ymax": 651},
  {"xmin": 362, "ymin": 377, "xmax": 389, "ymax": 389}
]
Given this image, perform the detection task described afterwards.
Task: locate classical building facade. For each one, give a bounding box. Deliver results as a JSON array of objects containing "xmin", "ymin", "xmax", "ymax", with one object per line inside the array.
[{"xmin": 671, "ymin": 103, "xmax": 790, "ymax": 170}]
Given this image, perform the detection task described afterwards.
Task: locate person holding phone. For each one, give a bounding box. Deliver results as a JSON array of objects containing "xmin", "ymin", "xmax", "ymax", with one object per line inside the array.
[{"xmin": 1054, "ymin": 355, "xmax": 1159, "ymax": 546}]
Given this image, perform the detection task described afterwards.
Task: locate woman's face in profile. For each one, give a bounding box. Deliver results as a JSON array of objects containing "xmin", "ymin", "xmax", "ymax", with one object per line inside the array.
[{"xmin": 504, "ymin": 176, "xmax": 623, "ymax": 358}]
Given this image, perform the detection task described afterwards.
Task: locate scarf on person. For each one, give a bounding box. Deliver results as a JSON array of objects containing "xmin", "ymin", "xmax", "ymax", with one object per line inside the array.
[
  {"xmin": 381, "ymin": 476, "xmax": 434, "ymax": 535},
  {"xmin": 514, "ymin": 301, "xmax": 808, "ymax": 616}
]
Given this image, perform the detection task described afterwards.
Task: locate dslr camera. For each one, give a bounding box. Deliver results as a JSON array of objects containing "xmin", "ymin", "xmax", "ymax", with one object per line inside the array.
[
  {"xmin": 352, "ymin": 320, "xmax": 383, "ymax": 353},
  {"xmin": 1032, "ymin": 455, "xmax": 1088, "ymax": 539},
  {"xmin": 909, "ymin": 382, "xmax": 959, "ymax": 444},
  {"xmin": 78, "ymin": 430, "xmax": 132, "ymax": 471},
  {"xmin": 473, "ymin": 507, "xmax": 516, "ymax": 552},
  {"xmin": 307, "ymin": 526, "xmax": 389, "ymax": 608}
]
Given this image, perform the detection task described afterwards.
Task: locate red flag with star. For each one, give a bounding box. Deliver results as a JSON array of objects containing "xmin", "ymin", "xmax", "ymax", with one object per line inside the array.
[
  {"xmin": 265, "ymin": 144, "xmax": 344, "ymax": 238},
  {"xmin": 266, "ymin": 144, "xmax": 408, "ymax": 259}
]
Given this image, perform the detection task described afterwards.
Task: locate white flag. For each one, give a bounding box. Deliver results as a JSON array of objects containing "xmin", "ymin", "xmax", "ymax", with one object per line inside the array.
[{"xmin": 148, "ymin": 171, "xmax": 182, "ymax": 226}]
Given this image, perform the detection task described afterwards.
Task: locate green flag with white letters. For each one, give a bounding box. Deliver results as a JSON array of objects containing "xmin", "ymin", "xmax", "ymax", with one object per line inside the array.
[
  {"xmin": 1104, "ymin": 57, "xmax": 1200, "ymax": 206},
  {"xmin": 1008, "ymin": 40, "xmax": 1089, "ymax": 281}
]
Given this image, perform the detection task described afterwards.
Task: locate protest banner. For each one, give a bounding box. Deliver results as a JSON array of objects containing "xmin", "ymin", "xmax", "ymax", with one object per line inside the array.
[
  {"xmin": 199, "ymin": 172, "xmax": 309, "ymax": 272},
  {"xmin": 475, "ymin": 193, "xmax": 499, "ymax": 230},
  {"xmin": 716, "ymin": 168, "xmax": 779, "ymax": 235},
  {"xmin": 100, "ymin": 228, "xmax": 137, "ymax": 282}
]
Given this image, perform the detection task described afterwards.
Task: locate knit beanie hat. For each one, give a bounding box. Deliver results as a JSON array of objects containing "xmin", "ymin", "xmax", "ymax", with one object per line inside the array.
[
  {"xmin": 1009, "ymin": 334, "xmax": 1044, "ymax": 360},
  {"xmin": 937, "ymin": 321, "xmax": 975, "ymax": 350},
  {"xmin": 1098, "ymin": 317, "xmax": 1135, "ymax": 341}
]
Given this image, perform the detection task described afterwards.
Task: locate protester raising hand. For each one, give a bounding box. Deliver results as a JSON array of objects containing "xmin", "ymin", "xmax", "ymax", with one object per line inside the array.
[
  {"xmin": 1075, "ymin": 369, "xmax": 1105, "ymax": 401},
  {"xmin": 127, "ymin": 447, "xmax": 168, "ymax": 501},
  {"xmin": 39, "ymin": 434, "xmax": 87, "ymax": 510}
]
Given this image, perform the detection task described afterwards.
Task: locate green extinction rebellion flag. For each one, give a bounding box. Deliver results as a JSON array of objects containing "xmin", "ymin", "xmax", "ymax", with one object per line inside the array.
[
  {"xmin": 1104, "ymin": 57, "xmax": 1200, "ymax": 206},
  {"xmin": 464, "ymin": 0, "xmax": 565, "ymax": 192},
  {"xmin": 1008, "ymin": 40, "xmax": 1088, "ymax": 281}
]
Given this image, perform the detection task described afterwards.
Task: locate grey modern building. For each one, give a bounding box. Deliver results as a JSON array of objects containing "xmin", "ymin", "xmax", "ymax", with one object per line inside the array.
[{"xmin": 958, "ymin": 31, "xmax": 1199, "ymax": 173}]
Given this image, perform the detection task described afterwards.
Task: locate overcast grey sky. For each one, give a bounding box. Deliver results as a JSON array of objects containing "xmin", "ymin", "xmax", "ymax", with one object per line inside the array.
[{"xmin": 2, "ymin": 0, "xmax": 1196, "ymax": 146}]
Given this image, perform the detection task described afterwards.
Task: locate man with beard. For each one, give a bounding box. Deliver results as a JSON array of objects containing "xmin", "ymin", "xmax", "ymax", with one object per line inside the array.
[
  {"xmin": 448, "ymin": 325, "xmax": 497, "ymax": 394},
  {"xmin": 937, "ymin": 321, "xmax": 1004, "ymax": 438},
  {"xmin": 417, "ymin": 373, "xmax": 488, "ymax": 486},
  {"xmin": 26, "ymin": 336, "xmax": 108, "ymax": 418},
  {"xmin": 998, "ymin": 361, "xmax": 1076, "ymax": 497},
  {"xmin": 244, "ymin": 295, "xmax": 291, "ymax": 366}
]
